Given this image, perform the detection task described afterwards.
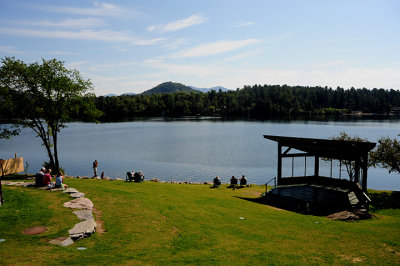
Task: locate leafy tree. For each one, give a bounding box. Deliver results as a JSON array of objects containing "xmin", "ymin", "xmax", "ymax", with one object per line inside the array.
[
  {"xmin": 0, "ymin": 57, "xmax": 100, "ymax": 173},
  {"xmin": 370, "ymin": 136, "xmax": 400, "ymax": 175},
  {"xmin": 330, "ymin": 132, "xmax": 369, "ymax": 181}
]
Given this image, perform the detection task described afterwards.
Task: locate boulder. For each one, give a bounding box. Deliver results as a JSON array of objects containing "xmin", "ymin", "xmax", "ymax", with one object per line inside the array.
[
  {"xmin": 327, "ymin": 211, "xmax": 359, "ymax": 221},
  {"xmin": 63, "ymin": 198, "xmax": 94, "ymax": 210},
  {"xmin": 150, "ymin": 179, "xmax": 159, "ymax": 182},
  {"xmin": 113, "ymin": 178, "xmax": 124, "ymax": 181},
  {"xmin": 63, "ymin": 188, "xmax": 80, "ymax": 194},
  {"xmin": 73, "ymin": 210, "xmax": 94, "ymax": 220},
  {"xmin": 49, "ymin": 237, "xmax": 74, "ymax": 246},
  {"xmin": 69, "ymin": 219, "xmax": 96, "ymax": 240},
  {"xmin": 70, "ymin": 192, "xmax": 85, "ymax": 198}
]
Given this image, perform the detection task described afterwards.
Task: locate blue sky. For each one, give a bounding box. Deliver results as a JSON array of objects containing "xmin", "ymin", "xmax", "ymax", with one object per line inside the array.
[{"xmin": 1, "ymin": 0, "xmax": 399, "ymax": 95}]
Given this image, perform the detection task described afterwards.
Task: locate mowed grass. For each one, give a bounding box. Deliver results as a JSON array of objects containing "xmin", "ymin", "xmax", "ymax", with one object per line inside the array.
[{"xmin": 0, "ymin": 178, "xmax": 399, "ymax": 265}]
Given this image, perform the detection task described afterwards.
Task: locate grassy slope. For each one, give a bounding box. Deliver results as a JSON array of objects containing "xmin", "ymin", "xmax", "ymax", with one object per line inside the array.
[{"xmin": 0, "ymin": 179, "xmax": 399, "ymax": 265}]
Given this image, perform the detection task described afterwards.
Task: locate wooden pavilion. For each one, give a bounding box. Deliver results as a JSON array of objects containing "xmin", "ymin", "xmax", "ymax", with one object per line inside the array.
[{"xmin": 263, "ymin": 135, "xmax": 376, "ymax": 214}]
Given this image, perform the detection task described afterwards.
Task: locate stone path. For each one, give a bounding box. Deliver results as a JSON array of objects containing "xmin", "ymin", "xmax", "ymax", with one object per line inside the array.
[{"xmin": 2, "ymin": 181, "xmax": 97, "ymax": 246}]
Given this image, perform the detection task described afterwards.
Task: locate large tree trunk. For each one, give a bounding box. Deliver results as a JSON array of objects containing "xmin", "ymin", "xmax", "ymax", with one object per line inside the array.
[
  {"xmin": 0, "ymin": 160, "xmax": 4, "ymax": 206},
  {"xmin": 52, "ymin": 130, "xmax": 60, "ymax": 173}
]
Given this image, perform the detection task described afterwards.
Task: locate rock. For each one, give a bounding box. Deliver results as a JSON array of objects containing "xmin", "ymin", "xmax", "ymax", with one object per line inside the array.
[
  {"xmin": 63, "ymin": 198, "xmax": 94, "ymax": 210},
  {"xmin": 150, "ymin": 179, "xmax": 159, "ymax": 182},
  {"xmin": 114, "ymin": 178, "xmax": 124, "ymax": 181},
  {"xmin": 81, "ymin": 176, "xmax": 90, "ymax": 179},
  {"xmin": 204, "ymin": 182, "xmax": 213, "ymax": 185},
  {"xmin": 94, "ymin": 176, "xmax": 101, "ymax": 180},
  {"xmin": 63, "ymin": 188, "xmax": 80, "ymax": 194},
  {"xmin": 103, "ymin": 177, "xmax": 110, "ymax": 181},
  {"xmin": 327, "ymin": 211, "xmax": 359, "ymax": 221},
  {"xmin": 49, "ymin": 237, "xmax": 74, "ymax": 246},
  {"xmin": 5, "ymin": 182, "xmax": 20, "ymax": 186},
  {"xmin": 50, "ymin": 188, "xmax": 64, "ymax": 192},
  {"xmin": 70, "ymin": 192, "xmax": 85, "ymax": 198},
  {"xmin": 22, "ymin": 226, "xmax": 47, "ymax": 235},
  {"xmin": 69, "ymin": 219, "xmax": 96, "ymax": 240},
  {"xmin": 73, "ymin": 210, "xmax": 94, "ymax": 220}
]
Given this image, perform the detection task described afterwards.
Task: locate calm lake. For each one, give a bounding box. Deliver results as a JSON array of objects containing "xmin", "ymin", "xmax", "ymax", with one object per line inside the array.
[{"xmin": 1, "ymin": 118, "xmax": 399, "ymax": 191}]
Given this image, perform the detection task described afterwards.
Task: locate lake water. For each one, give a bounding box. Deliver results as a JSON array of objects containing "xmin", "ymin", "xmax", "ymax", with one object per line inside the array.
[{"xmin": 1, "ymin": 118, "xmax": 399, "ymax": 191}]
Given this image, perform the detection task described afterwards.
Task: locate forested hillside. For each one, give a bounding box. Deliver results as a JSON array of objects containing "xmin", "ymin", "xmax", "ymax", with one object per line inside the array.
[
  {"xmin": 95, "ymin": 84, "xmax": 400, "ymax": 120},
  {"xmin": 141, "ymin": 81, "xmax": 196, "ymax": 95}
]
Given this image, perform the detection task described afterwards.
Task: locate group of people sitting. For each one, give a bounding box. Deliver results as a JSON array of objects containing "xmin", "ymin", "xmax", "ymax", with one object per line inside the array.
[
  {"xmin": 213, "ymin": 175, "xmax": 247, "ymax": 188},
  {"xmin": 35, "ymin": 167, "xmax": 68, "ymax": 189},
  {"xmin": 126, "ymin": 170, "xmax": 145, "ymax": 182}
]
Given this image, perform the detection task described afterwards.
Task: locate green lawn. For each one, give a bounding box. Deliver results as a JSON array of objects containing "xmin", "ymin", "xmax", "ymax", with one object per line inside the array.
[{"xmin": 0, "ymin": 178, "xmax": 399, "ymax": 265}]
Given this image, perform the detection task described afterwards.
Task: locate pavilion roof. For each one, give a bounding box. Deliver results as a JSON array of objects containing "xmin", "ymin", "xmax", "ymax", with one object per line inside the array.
[{"xmin": 264, "ymin": 135, "xmax": 376, "ymax": 161}]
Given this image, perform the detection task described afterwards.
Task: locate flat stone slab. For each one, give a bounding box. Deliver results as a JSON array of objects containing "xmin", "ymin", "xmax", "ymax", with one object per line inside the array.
[
  {"xmin": 36, "ymin": 186, "xmax": 50, "ymax": 190},
  {"xmin": 50, "ymin": 188, "xmax": 64, "ymax": 192},
  {"xmin": 63, "ymin": 198, "xmax": 94, "ymax": 210},
  {"xmin": 73, "ymin": 210, "xmax": 94, "ymax": 220},
  {"xmin": 70, "ymin": 192, "xmax": 85, "ymax": 198},
  {"xmin": 5, "ymin": 182, "xmax": 22, "ymax": 186},
  {"xmin": 23, "ymin": 226, "xmax": 47, "ymax": 235},
  {"xmin": 69, "ymin": 219, "xmax": 96, "ymax": 240},
  {"xmin": 49, "ymin": 236, "xmax": 74, "ymax": 246},
  {"xmin": 63, "ymin": 188, "xmax": 80, "ymax": 194}
]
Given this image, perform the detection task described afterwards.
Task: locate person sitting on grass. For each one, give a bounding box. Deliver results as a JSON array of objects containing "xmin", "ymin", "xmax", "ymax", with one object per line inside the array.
[
  {"xmin": 35, "ymin": 167, "xmax": 45, "ymax": 187},
  {"xmin": 139, "ymin": 171, "xmax": 144, "ymax": 182},
  {"xmin": 240, "ymin": 175, "xmax": 247, "ymax": 186},
  {"xmin": 134, "ymin": 171, "xmax": 143, "ymax": 182},
  {"xmin": 230, "ymin": 176, "xmax": 238, "ymax": 188},
  {"xmin": 213, "ymin": 176, "xmax": 222, "ymax": 188},
  {"xmin": 43, "ymin": 169, "xmax": 53, "ymax": 188},
  {"xmin": 126, "ymin": 171, "xmax": 135, "ymax": 182},
  {"xmin": 55, "ymin": 171, "xmax": 68, "ymax": 190}
]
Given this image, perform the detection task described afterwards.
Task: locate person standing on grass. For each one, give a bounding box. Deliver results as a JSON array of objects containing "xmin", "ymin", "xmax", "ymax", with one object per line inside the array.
[{"xmin": 93, "ymin": 160, "xmax": 98, "ymax": 176}]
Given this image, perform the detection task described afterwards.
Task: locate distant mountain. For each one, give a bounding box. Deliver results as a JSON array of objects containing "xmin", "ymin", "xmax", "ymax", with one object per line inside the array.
[
  {"xmin": 103, "ymin": 93, "xmax": 118, "ymax": 97},
  {"xmin": 189, "ymin": 86, "xmax": 229, "ymax": 93},
  {"xmin": 121, "ymin": 92, "xmax": 136, "ymax": 96},
  {"xmin": 142, "ymin": 82, "xmax": 197, "ymax": 95}
]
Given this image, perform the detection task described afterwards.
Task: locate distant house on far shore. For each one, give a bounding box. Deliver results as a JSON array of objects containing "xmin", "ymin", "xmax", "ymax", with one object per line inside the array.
[{"xmin": 390, "ymin": 107, "xmax": 400, "ymax": 115}]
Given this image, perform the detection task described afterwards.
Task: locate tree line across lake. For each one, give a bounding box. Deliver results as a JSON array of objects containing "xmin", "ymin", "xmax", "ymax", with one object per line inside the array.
[{"xmin": 95, "ymin": 85, "xmax": 400, "ymax": 120}]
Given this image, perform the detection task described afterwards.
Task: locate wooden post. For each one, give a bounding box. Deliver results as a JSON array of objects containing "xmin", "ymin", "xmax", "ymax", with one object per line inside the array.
[
  {"xmin": 0, "ymin": 159, "xmax": 4, "ymax": 206},
  {"xmin": 361, "ymin": 154, "xmax": 368, "ymax": 192},
  {"xmin": 354, "ymin": 159, "xmax": 360, "ymax": 183},
  {"xmin": 314, "ymin": 156, "xmax": 319, "ymax": 177},
  {"xmin": 277, "ymin": 143, "xmax": 282, "ymax": 185}
]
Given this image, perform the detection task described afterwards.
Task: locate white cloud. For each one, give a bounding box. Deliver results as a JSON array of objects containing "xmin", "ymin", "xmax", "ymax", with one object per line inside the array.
[
  {"xmin": 169, "ymin": 39, "xmax": 261, "ymax": 58},
  {"xmin": 0, "ymin": 45, "xmax": 23, "ymax": 54},
  {"xmin": 235, "ymin": 21, "xmax": 254, "ymax": 27},
  {"xmin": 220, "ymin": 48, "xmax": 267, "ymax": 62},
  {"xmin": 317, "ymin": 59, "xmax": 349, "ymax": 67},
  {"xmin": 66, "ymin": 61, "xmax": 87, "ymax": 69},
  {"xmin": 162, "ymin": 38, "xmax": 191, "ymax": 50},
  {"xmin": 147, "ymin": 14, "xmax": 207, "ymax": 33},
  {"xmin": 19, "ymin": 18, "xmax": 107, "ymax": 28},
  {"xmin": 0, "ymin": 27, "xmax": 164, "ymax": 45},
  {"xmin": 27, "ymin": 2, "xmax": 135, "ymax": 17}
]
